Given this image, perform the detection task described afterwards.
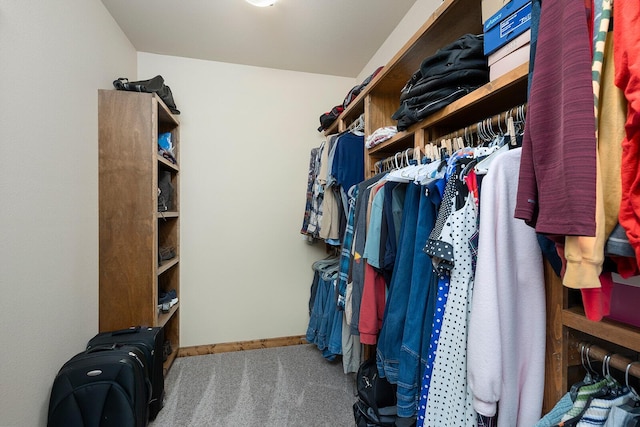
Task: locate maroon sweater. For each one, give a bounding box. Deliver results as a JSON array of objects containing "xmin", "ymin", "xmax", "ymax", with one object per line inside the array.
[{"xmin": 515, "ymin": 0, "xmax": 597, "ymax": 237}]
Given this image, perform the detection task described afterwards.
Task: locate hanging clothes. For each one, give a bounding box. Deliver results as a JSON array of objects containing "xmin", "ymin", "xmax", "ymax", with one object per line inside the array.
[
  {"xmin": 614, "ymin": 0, "xmax": 640, "ymax": 271},
  {"xmin": 395, "ymin": 182, "xmax": 438, "ymax": 419},
  {"xmin": 415, "ymin": 153, "xmax": 479, "ymax": 426},
  {"xmin": 376, "ymin": 182, "xmax": 422, "ymax": 377},
  {"xmin": 332, "ymin": 131, "xmax": 365, "ymax": 198},
  {"xmin": 359, "ymin": 179, "xmax": 388, "ymax": 345},
  {"xmin": 417, "ymin": 170, "xmax": 460, "ymax": 427},
  {"xmin": 578, "ymin": 2, "xmax": 628, "ymax": 319},
  {"xmin": 467, "ymin": 148, "xmax": 546, "ymax": 427},
  {"xmin": 305, "ymin": 258, "xmax": 342, "ymax": 361},
  {"xmin": 421, "ymin": 183, "xmax": 479, "ymax": 427},
  {"xmin": 562, "ymin": 0, "xmax": 616, "ymax": 293},
  {"xmin": 349, "ymin": 173, "xmax": 387, "ymax": 337},
  {"xmin": 515, "ymin": 0, "xmax": 597, "ymax": 236},
  {"xmin": 300, "ymin": 143, "xmax": 323, "ymax": 239}
]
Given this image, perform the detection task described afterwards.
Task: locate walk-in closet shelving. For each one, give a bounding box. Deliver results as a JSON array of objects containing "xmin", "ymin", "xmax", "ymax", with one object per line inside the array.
[{"xmin": 322, "ymin": 0, "xmax": 640, "ymax": 417}]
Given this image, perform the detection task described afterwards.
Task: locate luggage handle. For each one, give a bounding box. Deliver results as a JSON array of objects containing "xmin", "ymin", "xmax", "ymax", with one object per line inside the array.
[
  {"xmin": 86, "ymin": 343, "xmax": 120, "ymax": 353},
  {"xmin": 112, "ymin": 326, "xmax": 142, "ymax": 336}
]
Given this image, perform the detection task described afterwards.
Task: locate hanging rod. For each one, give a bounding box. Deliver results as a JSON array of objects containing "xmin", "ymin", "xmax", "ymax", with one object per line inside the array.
[
  {"xmin": 373, "ymin": 103, "xmax": 528, "ymax": 173},
  {"xmin": 578, "ymin": 342, "xmax": 640, "ymax": 379},
  {"xmin": 374, "ymin": 147, "xmax": 417, "ymax": 173},
  {"xmin": 429, "ymin": 103, "xmax": 528, "ymax": 145}
]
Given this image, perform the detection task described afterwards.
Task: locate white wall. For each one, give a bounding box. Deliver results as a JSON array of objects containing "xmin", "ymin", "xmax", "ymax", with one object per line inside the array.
[
  {"xmin": 0, "ymin": 1, "xmax": 137, "ymax": 426},
  {"xmin": 138, "ymin": 53, "xmax": 355, "ymax": 346},
  {"xmin": 357, "ymin": 0, "xmax": 443, "ymax": 82}
]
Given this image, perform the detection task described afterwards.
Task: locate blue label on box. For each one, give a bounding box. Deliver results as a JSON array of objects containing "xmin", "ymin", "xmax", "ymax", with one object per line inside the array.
[
  {"xmin": 484, "ymin": 2, "xmax": 531, "ymax": 55},
  {"xmin": 483, "ymin": 0, "xmax": 530, "ymax": 32}
]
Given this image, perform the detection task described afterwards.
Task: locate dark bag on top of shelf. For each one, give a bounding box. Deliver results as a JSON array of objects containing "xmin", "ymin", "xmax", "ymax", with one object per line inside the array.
[
  {"xmin": 342, "ymin": 65, "xmax": 384, "ymax": 109},
  {"xmin": 352, "ymin": 357, "xmax": 397, "ymax": 426},
  {"xmin": 393, "ymin": 34, "xmax": 488, "ymax": 131},
  {"xmin": 318, "ymin": 66, "xmax": 384, "ymax": 132},
  {"xmin": 317, "ymin": 105, "xmax": 345, "ymax": 132},
  {"xmin": 113, "ymin": 75, "xmax": 180, "ymax": 115}
]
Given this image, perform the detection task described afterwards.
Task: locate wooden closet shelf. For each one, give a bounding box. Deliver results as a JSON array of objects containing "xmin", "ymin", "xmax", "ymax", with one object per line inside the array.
[
  {"xmin": 158, "ymin": 155, "xmax": 179, "ymax": 171},
  {"xmin": 157, "ymin": 211, "xmax": 179, "ymax": 219},
  {"xmin": 158, "ymin": 257, "xmax": 179, "ymax": 275},
  {"xmin": 158, "ymin": 303, "xmax": 179, "ymax": 328},
  {"xmin": 155, "ymin": 94, "xmax": 180, "ymax": 127},
  {"xmin": 563, "ymin": 307, "xmax": 640, "ymax": 353},
  {"xmin": 368, "ymin": 131, "xmax": 414, "ymax": 155}
]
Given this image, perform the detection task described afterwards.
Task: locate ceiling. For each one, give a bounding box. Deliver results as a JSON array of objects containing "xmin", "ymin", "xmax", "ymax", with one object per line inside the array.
[{"xmin": 101, "ymin": 0, "xmax": 418, "ymax": 78}]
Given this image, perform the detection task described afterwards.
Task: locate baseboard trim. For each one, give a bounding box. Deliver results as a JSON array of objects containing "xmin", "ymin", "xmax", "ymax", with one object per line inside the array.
[{"xmin": 177, "ymin": 335, "xmax": 308, "ymax": 357}]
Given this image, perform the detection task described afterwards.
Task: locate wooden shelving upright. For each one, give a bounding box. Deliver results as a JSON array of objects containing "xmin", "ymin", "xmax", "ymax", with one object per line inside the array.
[{"xmin": 98, "ymin": 89, "xmax": 181, "ymax": 374}]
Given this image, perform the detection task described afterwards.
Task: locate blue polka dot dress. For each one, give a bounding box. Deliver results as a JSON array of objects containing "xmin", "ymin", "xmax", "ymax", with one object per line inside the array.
[{"xmin": 416, "ymin": 272, "xmax": 450, "ymax": 426}]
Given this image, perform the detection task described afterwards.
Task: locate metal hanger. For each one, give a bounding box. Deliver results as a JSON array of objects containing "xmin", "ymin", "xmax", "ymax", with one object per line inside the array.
[{"xmin": 625, "ymin": 361, "xmax": 640, "ymax": 401}]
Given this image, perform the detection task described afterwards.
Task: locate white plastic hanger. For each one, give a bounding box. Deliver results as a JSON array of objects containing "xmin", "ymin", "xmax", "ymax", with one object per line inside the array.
[
  {"xmin": 474, "ymin": 114, "xmax": 510, "ymax": 175},
  {"xmin": 387, "ymin": 149, "xmax": 418, "ymax": 182}
]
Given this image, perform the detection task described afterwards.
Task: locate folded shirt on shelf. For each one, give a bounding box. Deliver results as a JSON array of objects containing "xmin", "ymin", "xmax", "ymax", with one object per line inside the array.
[{"xmin": 366, "ymin": 126, "xmax": 398, "ymax": 149}]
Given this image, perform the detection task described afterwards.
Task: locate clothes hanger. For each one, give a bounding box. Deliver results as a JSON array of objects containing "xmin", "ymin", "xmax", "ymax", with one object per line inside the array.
[
  {"xmin": 401, "ymin": 148, "xmax": 424, "ymax": 180},
  {"xmin": 374, "ymin": 160, "xmax": 382, "ymax": 174},
  {"xmin": 415, "ymin": 140, "xmax": 447, "ymax": 185},
  {"xmin": 515, "ymin": 104, "xmax": 526, "ymax": 135},
  {"xmin": 413, "ymin": 146, "xmax": 424, "ymax": 164},
  {"xmin": 377, "ymin": 153, "xmax": 398, "ymax": 176},
  {"xmin": 493, "ymin": 113, "xmax": 508, "ymax": 147},
  {"xmin": 496, "ymin": 113, "xmax": 505, "ymax": 136},
  {"xmin": 464, "ymin": 126, "xmax": 472, "ymax": 147},
  {"xmin": 601, "ymin": 353, "xmax": 624, "ymax": 396},
  {"xmin": 413, "ymin": 143, "xmax": 437, "ymax": 180},
  {"xmin": 585, "ymin": 344, "xmax": 603, "ymax": 382},
  {"xmin": 485, "ymin": 117, "xmax": 505, "ymax": 148},
  {"xmin": 387, "ymin": 149, "xmax": 418, "ymax": 183},
  {"xmin": 477, "ymin": 119, "xmax": 489, "ymax": 145},
  {"xmin": 569, "ymin": 343, "xmax": 594, "ymax": 400},
  {"xmin": 474, "ymin": 138, "xmax": 507, "ymax": 175},
  {"xmin": 625, "ymin": 361, "xmax": 640, "ymax": 402},
  {"xmin": 348, "ymin": 114, "xmax": 365, "ymax": 135}
]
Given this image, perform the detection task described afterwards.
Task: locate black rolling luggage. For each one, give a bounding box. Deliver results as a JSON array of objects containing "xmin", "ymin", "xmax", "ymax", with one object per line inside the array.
[
  {"xmin": 87, "ymin": 326, "xmax": 165, "ymax": 420},
  {"xmin": 47, "ymin": 344, "xmax": 149, "ymax": 427}
]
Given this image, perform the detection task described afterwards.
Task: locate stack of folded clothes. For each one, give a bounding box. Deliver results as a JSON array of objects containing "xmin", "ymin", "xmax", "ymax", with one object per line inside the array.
[
  {"xmin": 392, "ymin": 34, "xmax": 489, "ymax": 131},
  {"xmin": 365, "ymin": 126, "xmax": 398, "ymax": 149}
]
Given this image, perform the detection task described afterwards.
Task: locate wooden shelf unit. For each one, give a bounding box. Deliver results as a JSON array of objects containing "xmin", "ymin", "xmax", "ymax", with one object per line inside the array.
[
  {"xmin": 98, "ymin": 89, "xmax": 181, "ymax": 374},
  {"xmin": 324, "ymin": 0, "xmax": 640, "ymax": 416},
  {"xmin": 545, "ymin": 266, "xmax": 640, "ymax": 411}
]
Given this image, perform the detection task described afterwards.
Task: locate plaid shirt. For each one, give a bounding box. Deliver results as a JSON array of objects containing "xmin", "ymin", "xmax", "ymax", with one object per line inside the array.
[
  {"xmin": 300, "ymin": 147, "xmax": 317, "ymax": 236},
  {"xmin": 301, "ymin": 142, "xmax": 325, "ymax": 238}
]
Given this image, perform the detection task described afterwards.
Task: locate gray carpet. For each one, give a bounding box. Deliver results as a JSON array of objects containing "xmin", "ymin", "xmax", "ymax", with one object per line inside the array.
[{"xmin": 150, "ymin": 344, "xmax": 357, "ymax": 426}]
